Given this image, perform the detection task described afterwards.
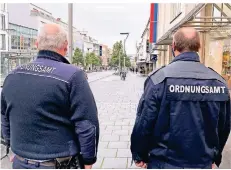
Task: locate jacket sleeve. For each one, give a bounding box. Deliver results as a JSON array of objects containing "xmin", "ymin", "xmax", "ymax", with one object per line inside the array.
[
  {"xmin": 69, "ymin": 70, "xmax": 99, "ymax": 165},
  {"xmin": 130, "ymin": 77, "xmax": 160, "ymax": 163},
  {"xmin": 1, "ymin": 90, "xmax": 10, "ymax": 147},
  {"xmin": 214, "ymin": 97, "xmax": 231, "ymax": 167}
]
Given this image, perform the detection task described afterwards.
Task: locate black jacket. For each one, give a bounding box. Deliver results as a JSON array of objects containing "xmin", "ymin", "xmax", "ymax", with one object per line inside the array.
[
  {"xmin": 1, "ymin": 50, "xmax": 99, "ymax": 165},
  {"xmin": 131, "ymin": 52, "xmax": 231, "ymax": 168}
]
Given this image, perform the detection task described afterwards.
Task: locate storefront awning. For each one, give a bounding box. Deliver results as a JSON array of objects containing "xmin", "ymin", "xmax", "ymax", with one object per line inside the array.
[
  {"xmin": 156, "ymin": 3, "xmax": 206, "ymax": 45},
  {"xmin": 155, "ymin": 3, "xmax": 231, "ymax": 45},
  {"xmin": 156, "ymin": 3, "xmax": 231, "ymax": 45},
  {"xmin": 136, "ymin": 60, "xmax": 146, "ymax": 64},
  {"xmin": 181, "ymin": 3, "xmax": 231, "ymax": 40}
]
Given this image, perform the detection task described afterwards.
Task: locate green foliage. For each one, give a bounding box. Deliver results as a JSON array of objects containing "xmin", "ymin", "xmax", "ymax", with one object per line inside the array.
[
  {"xmin": 86, "ymin": 52, "xmax": 101, "ymax": 66},
  {"xmin": 72, "ymin": 47, "xmax": 84, "ymax": 65},
  {"xmin": 109, "ymin": 41, "xmax": 131, "ymax": 67}
]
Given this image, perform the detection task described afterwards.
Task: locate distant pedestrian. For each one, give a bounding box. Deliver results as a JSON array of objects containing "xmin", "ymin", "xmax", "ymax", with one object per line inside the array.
[
  {"xmin": 135, "ymin": 68, "xmax": 138, "ymax": 74},
  {"xmin": 131, "ymin": 27, "xmax": 230, "ymax": 169}
]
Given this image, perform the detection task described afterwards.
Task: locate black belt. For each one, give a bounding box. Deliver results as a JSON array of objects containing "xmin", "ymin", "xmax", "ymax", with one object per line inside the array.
[{"xmin": 16, "ymin": 155, "xmax": 71, "ymax": 167}]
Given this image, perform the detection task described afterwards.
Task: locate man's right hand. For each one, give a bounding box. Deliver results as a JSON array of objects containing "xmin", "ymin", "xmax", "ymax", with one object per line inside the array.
[
  {"xmin": 84, "ymin": 165, "xmax": 92, "ymax": 169},
  {"xmin": 135, "ymin": 161, "xmax": 147, "ymax": 168},
  {"xmin": 212, "ymin": 164, "xmax": 216, "ymax": 169}
]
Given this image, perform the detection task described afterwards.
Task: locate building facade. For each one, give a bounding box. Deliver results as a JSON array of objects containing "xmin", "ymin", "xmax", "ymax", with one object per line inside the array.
[
  {"xmin": 7, "ymin": 3, "xmax": 84, "ymax": 55},
  {"xmin": 0, "ymin": 3, "xmax": 8, "ymax": 52},
  {"xmin": 8, "ymin": 23, "xmax": 38, "ymax": 53},
  {"xmin": 155, "ymin": 3, "xmax": 231, "ymax": 89},
  {"xmin": 137, "ymin": 3, "xmax": 231, "ymax": 88},
  {"xmin": 101, "ymin": 44, "xmax": 110, "ymax": 68}
]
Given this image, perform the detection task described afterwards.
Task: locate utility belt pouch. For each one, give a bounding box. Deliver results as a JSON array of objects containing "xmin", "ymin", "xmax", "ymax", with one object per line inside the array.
[{"xmin": 55, "ymin": 155, "xmax": 84, "ymax": 169}]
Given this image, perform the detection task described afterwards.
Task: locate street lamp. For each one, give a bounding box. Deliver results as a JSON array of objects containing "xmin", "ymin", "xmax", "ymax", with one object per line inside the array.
[
  {"xmin": 68, "ymin": 3, "xmax": 73, "ymax": 63},
  {"xmin": 120, "ymin": 32, "xmax": 129, "ymax": 69}
]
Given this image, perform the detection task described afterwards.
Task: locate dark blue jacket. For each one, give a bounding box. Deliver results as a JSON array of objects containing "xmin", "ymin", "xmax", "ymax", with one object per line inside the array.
[
  {"xmin": 1, "ymin": 50, "xmax": 99, "ymax": 165},
  {"xmin": 131, "ymin": 52, "xmax": 231, "ymax": 168}
]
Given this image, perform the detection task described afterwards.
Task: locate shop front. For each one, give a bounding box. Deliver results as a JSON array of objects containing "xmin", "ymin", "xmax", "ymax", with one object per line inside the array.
[
  {"xmin": 221, "ymin": 39, "xmax": 231, "ymax": 89},
  {"xmin": 0, "ymin": 52, "xmax": 36, "ymax": 86}
]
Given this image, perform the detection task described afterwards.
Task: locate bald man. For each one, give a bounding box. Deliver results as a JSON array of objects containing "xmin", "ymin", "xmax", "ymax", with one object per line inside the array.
[
  {"xmin": 1, "ymin": 24, "xmax": 99, "ymax": 169},
  {"xmin": 131, "ymin": 27, "xmax": 230, "ymax": 169}
]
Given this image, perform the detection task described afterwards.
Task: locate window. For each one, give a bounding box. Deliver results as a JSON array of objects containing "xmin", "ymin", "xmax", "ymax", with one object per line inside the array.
[
  {"xmin": 11, "ymin": 35, "xmax": 19, "ymax": 50},
  {"xmin": 221, "ymin": 39, "xmax": 231, "ymax": 89},
  {"xmin": 0, "ymin": 4, "xmax": 5, "ymax": 12},
  {"xmin": 1, "ymin": 14, "xmax": 5, "ymax": 30},
  {"xmin": 0, "ymin": 34, "xmax": 6, "ymax": 50},
  {"xmin": 170, "ymin": 3, "xmax": 182, "ymax": 22}
]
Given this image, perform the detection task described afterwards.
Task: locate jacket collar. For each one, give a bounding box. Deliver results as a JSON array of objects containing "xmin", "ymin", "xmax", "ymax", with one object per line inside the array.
[
  {"xmin": 37, "ymin": 50, "xmax": 70, "ymax": 64},
  {"xmin": 171, "ymin": 52, "xmax": 200, "ymax": 63}
]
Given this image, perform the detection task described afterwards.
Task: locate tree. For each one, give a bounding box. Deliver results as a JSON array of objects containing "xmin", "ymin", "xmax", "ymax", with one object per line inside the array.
[
  {"xmin": 72, "ymin": 47, "xmax": 84, "ymax": 66},
  {"xmin": 109, "ymin": 41, "xmax": 123, "ymax": 67},
  {"xmin": 86, "ymin": 52, "xmax": 101, "ymax": 66},
  {"xmin": 109, "ymin": 41, "xmax": 131, "ymax": 67}
]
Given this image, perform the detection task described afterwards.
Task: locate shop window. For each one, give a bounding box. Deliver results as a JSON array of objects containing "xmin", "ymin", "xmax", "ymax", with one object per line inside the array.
[
  {"xmin": 11, "ymin": 35, "xmax": 19, "ymax": 49},
  {"xmin": 1, "ymin": 14, "xmax": 5, "ymax": 30},
  {"xmin": 222, "ymin": 39, "xmax": 231, "ymax": 89},
  {"xmin": 0, "ymin": 4, "xmax": 5, "ymax": 12},
  {"xmin": 0, "ymin": 34, "xmax": 6, "ymax": 50}
]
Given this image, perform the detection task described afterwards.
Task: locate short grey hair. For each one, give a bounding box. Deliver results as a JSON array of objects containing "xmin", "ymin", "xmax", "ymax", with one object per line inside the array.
[{"xmin": 37, "ymin": 24, "xmax": 67, "ymax": 51}]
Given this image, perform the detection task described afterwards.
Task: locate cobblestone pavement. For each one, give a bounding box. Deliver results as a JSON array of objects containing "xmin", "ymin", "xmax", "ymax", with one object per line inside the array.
[
  {"xmin": 87, "ymin": 71, "xmax": 114, "ymax": 83},
  {"xmin": 90, "ymin": 72, "xmax": 231, "ymax": 169},
  {"xmin": 90, "ymin": 73, "xmax": 145, "ymax": 169}
]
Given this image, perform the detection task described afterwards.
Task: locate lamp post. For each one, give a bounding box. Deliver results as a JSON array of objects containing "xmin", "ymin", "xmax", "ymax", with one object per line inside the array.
[
  {"xmin": 68, "ymin": 3, "xmax": 73, "ymax": 63},
  {"xmin": 120, "ymin": 32, "xmax": 129, "ymax": 69}
]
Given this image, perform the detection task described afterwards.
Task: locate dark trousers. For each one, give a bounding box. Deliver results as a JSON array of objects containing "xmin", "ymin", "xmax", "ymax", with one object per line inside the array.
[
  {"xmin": 13, "ymin": 156, "xmax": 55, "ymax": 169},
  {"xmin": 147, "ymin": 159, "xmax": 212, "ymax": 169}
]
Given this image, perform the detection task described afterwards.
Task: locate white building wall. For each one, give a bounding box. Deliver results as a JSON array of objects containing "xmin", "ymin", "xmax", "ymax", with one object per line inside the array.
[
  {"xmin": 157, "ymin": 3, "xmax": 197, "ymax": 40},
  {"xmin": 8, "ymin": 4, "xmax": 38, "ymax": 30}
]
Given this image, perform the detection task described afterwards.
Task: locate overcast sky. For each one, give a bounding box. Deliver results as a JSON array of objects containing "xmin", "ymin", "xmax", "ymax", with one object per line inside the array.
[{"xmin": 34, "ymin": 3, "xmax": 150, "ymax": 54}]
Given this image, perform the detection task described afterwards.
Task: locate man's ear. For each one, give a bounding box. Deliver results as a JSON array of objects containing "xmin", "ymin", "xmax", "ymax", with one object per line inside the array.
[{"xmin": 172, "ymin": 42, "xmax": 176, "ymax": 52}]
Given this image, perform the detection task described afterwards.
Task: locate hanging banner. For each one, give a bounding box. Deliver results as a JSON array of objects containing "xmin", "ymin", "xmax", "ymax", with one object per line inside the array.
[{"xmin": 150, "ymin": 3, "xmax": 158, "ymax": 43}]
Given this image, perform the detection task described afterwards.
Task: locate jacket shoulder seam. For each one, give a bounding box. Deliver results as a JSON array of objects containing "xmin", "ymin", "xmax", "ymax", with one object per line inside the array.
[{"xmin": 208, "ymin": 67, "xmax": 226, "ymax": 82}]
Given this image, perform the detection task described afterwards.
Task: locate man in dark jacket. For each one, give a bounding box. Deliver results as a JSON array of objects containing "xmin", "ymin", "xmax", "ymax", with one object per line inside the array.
[
  {"xmin": 131, "ymin": 27, "xmax": 231, "ymax": 169},
  {"xmin": 1, "ymin": 24, "xmax": 99, "ymax": 169}
]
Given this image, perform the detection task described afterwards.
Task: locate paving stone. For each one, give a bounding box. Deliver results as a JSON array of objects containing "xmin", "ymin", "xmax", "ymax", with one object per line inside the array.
[
  {"xmin": 108, "ymin": 142, "xmax": 128, "ymax": 149},
  {"xmin": 92, "ymin": 157, "xmax": 103, "ymax": 169},
  {"xmin": 123, "ymin": 119, "xmax": 132, "ymax": 124},
  {"xmin": 101, "ymin": 121, "xmax": 115, "ymax": 125},
  {"xmin": 122, "ymin": 125, "xmax": 134, "ymax": 130},
  {"xmin": 98, "ymin": 142, "xmax": 109, "ymax": 149},
  {"xmin": 102, "ymin": 158, "xmax": 128, "ymax": 169},
  {"xmin": 112, "ymin": 129, "xmax": 129, "ymax": 136},
  {"xmin": 117, "ymin": 149, "xmax": 132, "ymax": 158},
  {"xmin": 106, "ymin": 125, "xmax": 121, "ymax": 131},
  {"xmin": 100, "ymin": 125, "xmax": 106, "ymax": 130},
  {"xmin": 129, "ymin": 120, "xmax": 136, "ymax": 126},
  {"xmin": 115, "ymin": 121, "xmax": 129, "ymax": 126},
  {"xmin": 97, "ymin": 149, "xmax": 117, "ymax": 158},
  {"xmin": 120, "ymin": 135, "xmax": 130, "ymax": 142},
  {"xmin": 100, "ymin": 129, "xmax": 112, "ymax": 135},
  {"xmin": 101, "ymin": 135, "xmax": 119, "ymax": 142}
]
